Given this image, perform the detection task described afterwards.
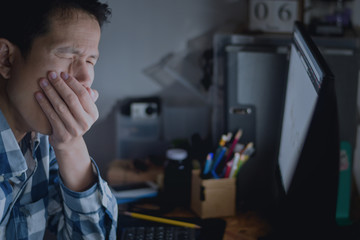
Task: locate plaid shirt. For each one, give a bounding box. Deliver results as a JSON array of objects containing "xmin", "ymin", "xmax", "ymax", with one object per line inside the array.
[{"xmin": 0, "ymin": 110, "xmax": 118, "ymax": 239}]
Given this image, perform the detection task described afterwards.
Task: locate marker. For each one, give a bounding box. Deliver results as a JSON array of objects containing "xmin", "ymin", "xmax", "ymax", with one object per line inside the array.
[
  {"xmin": 228, "ymin": 152, "xmax": 241, "ymax": 178},
  {"xmin": 232, "ymin": 143, "xmax": 255, "ymax": 177},
  {"xmin": 233, "ymin": 154, "xmax": 249, "ymax": 177}
]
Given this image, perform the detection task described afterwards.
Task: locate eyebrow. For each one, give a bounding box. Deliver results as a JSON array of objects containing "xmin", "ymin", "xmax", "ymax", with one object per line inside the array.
[{"xmin": 55, "ymin": 46, "xmax": 99, "ymax": 60}]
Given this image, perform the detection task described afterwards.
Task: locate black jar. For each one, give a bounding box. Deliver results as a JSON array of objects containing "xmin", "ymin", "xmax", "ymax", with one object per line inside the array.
[{"xmin": 163, "ymin": 149, "xmax": 191, "ymax": 207}]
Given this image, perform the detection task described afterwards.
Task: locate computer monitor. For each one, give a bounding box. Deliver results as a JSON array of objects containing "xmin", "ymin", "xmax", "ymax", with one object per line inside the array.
[{"xmin": 275, "ymin": 22, "xmax": 340, "ymax": 238}]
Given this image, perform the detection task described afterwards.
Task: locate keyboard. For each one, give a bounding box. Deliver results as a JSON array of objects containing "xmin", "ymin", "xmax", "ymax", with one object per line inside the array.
[{"xmin": 120, "ymin": 225, "xmax": 196, "ymax": 240}]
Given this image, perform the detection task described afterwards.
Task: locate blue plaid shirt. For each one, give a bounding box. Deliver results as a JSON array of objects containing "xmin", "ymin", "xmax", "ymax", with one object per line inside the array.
[{"xmin": 0, "ymin": 110, "xmax": 118, "ymax": 239}]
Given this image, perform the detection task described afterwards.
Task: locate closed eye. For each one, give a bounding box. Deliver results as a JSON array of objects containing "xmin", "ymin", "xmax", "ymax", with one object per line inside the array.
[
  {"xmin": 87, "ymin": 58, "xmax": 97, "ymax": 66},
  {"xmin": 55, "ymin": 53, "xmax": 73, "ymax": 60},
  {"xmin": 87, "ymin": 60, "xmax": 95, "ymax": 66}
]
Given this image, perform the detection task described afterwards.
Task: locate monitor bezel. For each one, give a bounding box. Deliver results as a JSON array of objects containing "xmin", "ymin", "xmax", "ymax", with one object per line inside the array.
[{"xmin": 292, "ymin": 21, "xmax": 334, "ymax": 93}]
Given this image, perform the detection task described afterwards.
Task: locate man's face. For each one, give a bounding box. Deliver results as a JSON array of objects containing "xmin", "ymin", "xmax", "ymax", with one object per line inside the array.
[{"xmin": 7, "ymin": 10, "xmax": 101, "ymax": 135}]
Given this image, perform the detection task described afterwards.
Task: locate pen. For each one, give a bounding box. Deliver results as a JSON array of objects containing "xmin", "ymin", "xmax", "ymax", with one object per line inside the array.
[
  {"xmin": 211, "ymin": 146, "xmax": 227, "ymax": 179},
  {"xmin": 210, "ymin": 135, "xmax": 227, "ymax": 169},
  {"xmin": 223, "ymin": 159, "xmax": 233, "ymax": 178},
  {"xmin": 202, "ymin": 152, "xmax": 214, "ymax": 175},
  {"xmin": 123, "ymin": 211, "xmax": 201, "ymax": 229},
  {"xmin": 239, "ymin": 142, "xmax": 253, "ymax": 155},
  {"xmin": 224, "ymin": 129, "xmax": 243, "ymax": 164},
  {"xmin": 217, "ymin": 134, "xmax": 227, "ymax": 148},
  {"xmin": 224, "ymin": 159, "xmax": 234, "ymax": 178},
  {"xmin": 225, "ymin": 132, "xmax": 233, "ymax": 143},
  {"xmin": 223, "ymin": 143, "xmax": 244, "ymax": 178},
  {"xmin": 243, "ymin": 146, "xmax": 255, "ymax": 157}
]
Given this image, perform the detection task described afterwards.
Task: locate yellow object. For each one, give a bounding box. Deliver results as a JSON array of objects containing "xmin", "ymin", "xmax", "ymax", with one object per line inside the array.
[{"xmin": 124, "ymin": 211, "xmax": 201, "ymax": 229}]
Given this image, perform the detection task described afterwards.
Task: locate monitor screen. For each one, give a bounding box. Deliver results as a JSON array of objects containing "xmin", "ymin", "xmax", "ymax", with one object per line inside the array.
[
  {"xmin": 278, "ymin": 31, "xmax": 323, "ymax": 192},
  {"xmin": 278, "ymin": 22, "xmax": 337, "ymax": 193},
  {"xmin": 275, "ymin": 21, "xmax": 340, "ymax": 237}
]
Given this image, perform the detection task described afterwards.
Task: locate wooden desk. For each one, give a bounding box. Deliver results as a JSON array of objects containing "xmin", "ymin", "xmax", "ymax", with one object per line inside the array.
[
  {"xmin": 124, "ymin": 205, "xmax": 271, "ymax": 240},
  {"xmin": 109, "ymin": 160, "xmax": 271, "ymax": 239},
  {"xmin": 222, "ymin": 212, "xmax": 270, "ymax": 240}
]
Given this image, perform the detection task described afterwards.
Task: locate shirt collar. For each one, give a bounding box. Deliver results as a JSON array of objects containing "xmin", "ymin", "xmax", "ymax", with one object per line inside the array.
[
  {"xmin": 0, "ymin": 110, "xmax": 28, "ymax": 181},
  {"xmin": 31, "ymin": 132, "xmax": 40, "ymax": 155}
]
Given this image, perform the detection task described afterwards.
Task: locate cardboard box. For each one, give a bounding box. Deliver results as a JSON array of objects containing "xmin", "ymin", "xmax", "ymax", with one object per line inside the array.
[{"xmin": 191, "ymin": 170, "xmax": 236, "ymax": 218}]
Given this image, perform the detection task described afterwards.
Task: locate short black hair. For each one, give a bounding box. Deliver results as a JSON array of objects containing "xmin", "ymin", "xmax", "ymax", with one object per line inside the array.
[{"xmin": 1, "ymin": 0, "xmax": 111, "ymax": 57}]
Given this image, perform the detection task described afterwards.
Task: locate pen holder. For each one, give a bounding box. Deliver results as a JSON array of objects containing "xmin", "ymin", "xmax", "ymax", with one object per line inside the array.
[{"xmin": 191, "ymin": 170, "xmax": 236, "ymax": 218}]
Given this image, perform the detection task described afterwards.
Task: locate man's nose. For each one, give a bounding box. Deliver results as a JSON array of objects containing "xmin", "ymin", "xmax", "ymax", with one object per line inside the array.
[{"xmin": 69, "ymin": 60, "xmax": 93, "ymax": 87}]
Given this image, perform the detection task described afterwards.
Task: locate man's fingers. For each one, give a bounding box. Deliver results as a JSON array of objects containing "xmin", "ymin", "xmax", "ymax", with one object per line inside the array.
[
  {"xmin": 39, "ymin": 77, "xmax": 72, "ymax": 119},
  {"xmin": 39, "ymin": 73, "xmax": 83, "ymax": 136},
  {"xmin": 34, "ymin": 91, "xmax": 66, "ymax": 135},
  {"xmin": 87, "ymin": 88, "xmax": 99, "ymax": 102},
  {"xmin": 61, "ymin": 72, "xmax": 98, "ymax": 120}
]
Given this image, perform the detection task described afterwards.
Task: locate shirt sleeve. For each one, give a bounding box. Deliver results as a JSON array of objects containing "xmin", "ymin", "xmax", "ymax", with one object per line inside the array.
[{"xmin": 46, "ymin": 147, "xmax": 118, "ymax": 239}]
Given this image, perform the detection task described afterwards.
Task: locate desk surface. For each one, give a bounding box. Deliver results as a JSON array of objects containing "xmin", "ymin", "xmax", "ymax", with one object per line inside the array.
[
  {"xmin": 109, "ymin": 160, "xmax": 271, "ymax": 239},
  {"xmin": 165, "ymin": 207, "xmax": 270, "ymax": 240},
  {"xmin": 119, "ymin": 204, "xmax": 270, "ymax": 240},
  {"xmin": 223, "ymin": 213, "xmax": 271, "ymax": 240}
]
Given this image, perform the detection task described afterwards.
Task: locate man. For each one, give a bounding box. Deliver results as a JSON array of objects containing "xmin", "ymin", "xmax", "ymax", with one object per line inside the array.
[{"xmin": 0, "ymin": 0, "xmax": 118, "ymax": 239}]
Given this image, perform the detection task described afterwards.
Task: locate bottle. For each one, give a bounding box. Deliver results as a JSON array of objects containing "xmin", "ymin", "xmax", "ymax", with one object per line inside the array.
[{"xmin": 163, "ymin": 148, "xmax": 191, "ymax": 207}]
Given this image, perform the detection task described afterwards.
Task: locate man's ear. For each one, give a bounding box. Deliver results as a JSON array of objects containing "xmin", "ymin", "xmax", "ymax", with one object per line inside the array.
[{"xmin": 0, "ymin": 39, "xmax": 15, "ymax": 79}]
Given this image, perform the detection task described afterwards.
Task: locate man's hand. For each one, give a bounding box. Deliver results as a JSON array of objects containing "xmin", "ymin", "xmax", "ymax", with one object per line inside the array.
[
  {"xmin": 35, "ymin": 71, "xmax": 98, "ymax": 149},
  {"xmin": 35, "ymin": 71, "xmax": 99, "ymax": 192}
]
